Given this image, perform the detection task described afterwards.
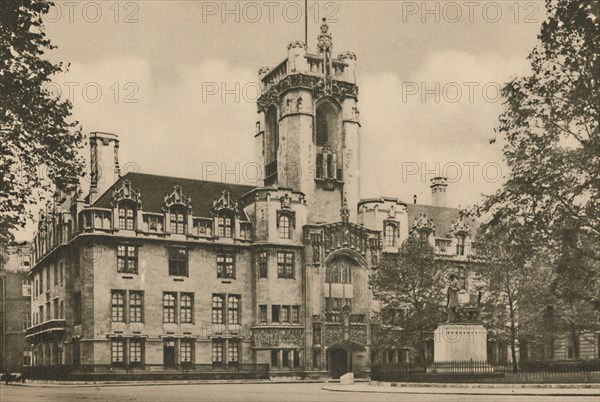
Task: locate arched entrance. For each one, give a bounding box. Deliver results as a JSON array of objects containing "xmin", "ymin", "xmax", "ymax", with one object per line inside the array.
[
  {"xmin": 328, "ymin": 347, "xmax": 350, "ymax": 379},
  {"xmin": 327, "ymin": 340, "xmax": 365, "ymax": 379}
]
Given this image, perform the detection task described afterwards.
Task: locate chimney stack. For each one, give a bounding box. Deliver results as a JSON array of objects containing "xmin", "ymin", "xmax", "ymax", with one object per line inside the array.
[
  {"xmin": 430, "ymin": 177, "xmax": 448, "ymax": 207},
  {"xmin": 89, "ymin": 132, "xmax": 120, "ymax": 203}
]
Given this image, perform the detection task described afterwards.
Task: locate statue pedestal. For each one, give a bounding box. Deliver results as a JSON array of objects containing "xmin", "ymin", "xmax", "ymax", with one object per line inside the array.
[{"xmin": 433, "ymin": 323, "xmax": 487, "ymax": 363}]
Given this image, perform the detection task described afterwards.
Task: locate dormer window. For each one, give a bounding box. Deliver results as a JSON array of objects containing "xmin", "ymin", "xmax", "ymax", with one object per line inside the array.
[
  {"xmin": 118, "ymin": 201, "xmax": 136, "ymax": 230},
  {"xmin": 170, "ymin": 205, "xmax": 187, "ymax": 235},
  {"xmin": 384, "ymin": 223, "xmax": 396, "ymax": 247},
  {"xmin": 217, "ymin": 213, "xmax": 234, "ymax": 238},
  {"xmin": 456, "ymin": 234, "xmax": 466, "ymax": 255},
  {"xmin": 279, "ymin": 215, "xmax": 291, "ymax": 239}
]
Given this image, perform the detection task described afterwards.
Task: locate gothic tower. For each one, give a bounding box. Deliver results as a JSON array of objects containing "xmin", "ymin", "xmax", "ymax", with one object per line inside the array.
[{"xmin": 255, "ymin": 19, "xmax": 361, "ymax": 224}]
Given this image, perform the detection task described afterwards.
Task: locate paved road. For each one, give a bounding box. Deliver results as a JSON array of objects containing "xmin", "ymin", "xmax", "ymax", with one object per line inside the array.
[{"xmin": 1, "ymin": 383, "xmax": 598, "ymax": 402}]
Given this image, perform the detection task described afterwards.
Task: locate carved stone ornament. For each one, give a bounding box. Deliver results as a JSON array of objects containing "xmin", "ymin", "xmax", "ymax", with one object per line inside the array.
[
  {"xmin": 252, "ymin": 327, "xmax": 304, "ymax": 348},
  {"xmin": 280, "ymin": 193, "xmax": 293, "ymax": 210},
  {"xmin": 257, "ymin": 74, "xmax": 358, "ymax": 112},
  {"xmin": 163, "ymin": 185, "xmax": 192, "ymax": 211},
  {"xmin": 287, "ymin": 40, "xmax": 307, "ymax": 50},
  {"xmin": 412, "ymin": 212, "xmax": 435, "ymax": 234},
  {"xmin": 449, "ymin": 214, "xmax": 470, "ymax": 237},
  {"xmin": 111, "ymin": 180, "xmax": 142, "ymax": 208},
  {"xmin": 212, "ymin": 190, "xmax": 239, "ymax": 216}
]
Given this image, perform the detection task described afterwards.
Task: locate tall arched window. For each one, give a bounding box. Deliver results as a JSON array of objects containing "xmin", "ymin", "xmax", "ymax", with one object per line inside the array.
[
  {"xmin": 265, "ymin": 106, "xmax": 279, "ymax": 164},
  {"xmin": 456, "ymin": 234, "xmax": 466, "ymax": 255},
  {"xmin": 315, "ymin": 102, "xmax": 338, "ymax": 147},
  {"xmin": 279, "ymin": 215, "xmax": 291, "ymax": 239},
  {"xmin": 118, "ymin": 201, "xmax": 136, "ymax": 230},
  {"xmin": 315, "ymin": 102, "xmax": 340, "ymax": 180},
  {"xmin": 326, "ymin": 256, "xmax": 356, "ymax": 284},
  {"xmin": 217, "ymin": 212, "xmax": 234, "ymax": 238},
  {"xmin": 384, "ymin": 224, "xmax": 396, "ymax": 247},
  {"xmin": 170, "ymin": 205, "xmax": 187, "ymax": 235}
]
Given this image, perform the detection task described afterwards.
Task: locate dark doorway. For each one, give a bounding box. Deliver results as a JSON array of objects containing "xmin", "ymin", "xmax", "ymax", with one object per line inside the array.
[
  {"xmin": 163, "ymin": 340, "xmax": 176, "ymax": 368},
  {"xmin": 328, "ymin": 348, "xmax": 350, "ymax": 379}
]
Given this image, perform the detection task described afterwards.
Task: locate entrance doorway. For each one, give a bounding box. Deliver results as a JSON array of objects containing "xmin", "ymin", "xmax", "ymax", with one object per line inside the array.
[
  {"xmin": 328, "ymin": 347, "xmax": 350, "ymax": 379},
  {"xmin": 163, "ymin": 340, "xmax": 176, "ymax": 367}
]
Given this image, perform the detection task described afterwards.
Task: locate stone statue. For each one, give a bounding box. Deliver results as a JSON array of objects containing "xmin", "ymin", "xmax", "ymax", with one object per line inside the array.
[{"xmin": 447, "ymin": 274, "xmax": 460, "ymax": 322}]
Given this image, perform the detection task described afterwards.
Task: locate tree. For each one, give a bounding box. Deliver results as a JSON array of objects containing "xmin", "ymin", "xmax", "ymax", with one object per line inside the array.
[
  {"xmin": 0, "ymin": 0, "xmax": 84, "ymax": 243},
  {"xmin": 482, "ymin": 0, "xmax": 600, "ymax": 308},
  {"xmin": 369, "ymin": 235, "xmax": 446, "ymax": 363},
  {"xmin": 474, "ymin": 219, "xmax": 545, "ymax": 372}
]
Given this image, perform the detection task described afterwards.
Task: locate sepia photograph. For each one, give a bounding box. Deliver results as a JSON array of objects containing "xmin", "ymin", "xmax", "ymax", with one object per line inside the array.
[{"xmin": 0, "ymin": 0, "xmax": 599, "ymax": 401}]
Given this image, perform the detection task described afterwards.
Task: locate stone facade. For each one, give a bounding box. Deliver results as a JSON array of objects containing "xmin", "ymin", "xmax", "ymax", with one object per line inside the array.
[{"xmin": 25, "ymin": 22, "xmax": 486, "ymax": 379}]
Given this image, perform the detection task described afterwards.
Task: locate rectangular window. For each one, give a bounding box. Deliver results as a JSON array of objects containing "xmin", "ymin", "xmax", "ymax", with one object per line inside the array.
[
  {"xmin": 272, "ymin": 305, "xmax": 281, "ymax": 323},
  {"xmin": 259, "ymin": 305, "xmax": 267, "ymax": 323},
  {"xmin": 291, "ymin": 306, "xmax": 300, "ymax": 323},
  {"xmin": 212, "ymin": 340, "xmax": 223, "ymax": 364},
  {"xmin": 22, "ymin": 280, "xmax": 31, "ymax": 297},
  {"xmin": 46, "ymin": 266, "xmax": 50, "ymax": 291},
  {"xmin": 258, "ymin": 251, "xmax": 268, "ymax": 279},
  {"xmin": 34, "ymin": 279, "xmax": 38, "ymax": 298},
  {"xmin": 163, "ymin": 292, "xmax": 177, "ymax": 323},
  {"xmin": 180, "ymin": 293, "xmax": 194, "ymax": 324},
  {"xmin": 457, "ymin": 267, "xmax": 468, "ymax": 289},
  {"xmin": 53, "ymin": 298, "xmax": 59, "ymax": 320},
  {"xmin": 117, "ymin": 245, "xmax": 138, "ymax": 274},
  {"xmin": 53, "ymin": 263, "xmax": 58, "ymax": 286},
  {"xmin": 129, "ymin": 291, "xmax": 144, "ymax": 323},
  {"xmin": 60, "ymin": 262, "xmax": 64, "ymax": 285},
  {"xmin": 281, "ymin": 305, "xmax": 290, "ymax": 323},
  {"xmin": 180, "ymin": 339, "xmax": 194, "ymax": 364},
  {"xmin": 217, "ymin": 216, "xmax": 233, "ymax": 238},
  {"xmin": 217, "ymin": 253, "xmax": 235, "ymax": 279},
  {"xmin": 228, "ymin": 341, "xmax": 239, "ymax": 363},
  {"xmin": 39, "ymin": 271, "xmax": 43, "ymax": 295},
  {"xmin": 168, "ymin": 248, "xmax": 188, "ymax": 277},
  {"xmin": 60, "ymin": 301, "xmax": 64, "ymax": 319},
  {"xmin": 119, "ymin": 205, "xmax": 135, "ymax": 230},
  {"xmin": 277, "ymin": 252, "xmax": 295, "ymax": 279},
  {"xmin": 111, "ymin": 290, "xmax": 126, "ymax": 322},
  {"xmin": 129, "ymin": 339, "xmax": 143, "ymax": 365},
  {"xmin": 228, "ymin": 295, "xmax": 240, "ymax": 325},
  {"xmin": 170, "ymin": 210, "xmax": 186, "ymax": 234},
  {"xmin": 45, "ymin": 302, "xmax": 51, "ymax": 321},
  {"xmin": 38, "ymin": 306, "xmax": 44, "ymax": 323},
  {"xmin": 111, "ymin": 339, "xmax": 125, "ymax": 365},
  {"xmin": 212, "ymin": 294, "xmax": 225, "ymax": 324},
  {"xmin": 271, "ymin": 349, "xmax": 279, "ymax": 367}
]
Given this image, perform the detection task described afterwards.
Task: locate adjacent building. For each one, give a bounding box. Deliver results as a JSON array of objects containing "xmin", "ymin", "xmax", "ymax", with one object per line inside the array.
[{"xmin": 0, "ymin": 242, "xmax": 33, "ymax": 372}]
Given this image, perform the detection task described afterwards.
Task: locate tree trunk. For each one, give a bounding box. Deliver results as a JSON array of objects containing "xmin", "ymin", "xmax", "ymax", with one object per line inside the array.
[{"xmin": 508, "ymin": 295, "xmax": 518, "ymax": 373}]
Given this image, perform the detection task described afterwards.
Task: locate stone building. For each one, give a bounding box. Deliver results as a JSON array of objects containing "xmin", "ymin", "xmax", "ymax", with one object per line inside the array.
[
  {"xmin": 26, "ymin": 22, "xmax": 483, "ymax": 379},
  {"xmin": 0, "ymin": 242, "xmax": 33, "ymax": 372}
]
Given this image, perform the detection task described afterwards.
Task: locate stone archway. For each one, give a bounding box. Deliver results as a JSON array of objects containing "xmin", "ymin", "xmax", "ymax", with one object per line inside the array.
[{"xmin": 328, "ymin": 347, "xmax": 349, "ymax": 379}]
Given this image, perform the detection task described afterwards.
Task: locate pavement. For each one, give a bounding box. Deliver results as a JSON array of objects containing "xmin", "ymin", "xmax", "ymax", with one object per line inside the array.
[
  {"xmin": 323, "ymin": 382, "xmax": 600, "ymax": 396},
  {"xmin": 8, "ymin": 378, "xmax": 600, "ymax": 396}
]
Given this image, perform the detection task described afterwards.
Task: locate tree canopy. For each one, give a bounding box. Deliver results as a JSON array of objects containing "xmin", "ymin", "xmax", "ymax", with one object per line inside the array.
[
  {"xmin": 0, "ymin": 0, "xmax": 84, "ymax": 243},
  {"xmin": 370, "ymin": 235, "xmax": 447, "ymax": 362},
  {"xmin": 480, "ymin": 0, "xmax": 600, "ymax": 308}
]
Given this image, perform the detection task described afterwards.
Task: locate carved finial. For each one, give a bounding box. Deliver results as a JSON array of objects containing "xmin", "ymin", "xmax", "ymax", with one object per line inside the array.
[
  {"xmin": 340, "ymin": 194, "xmax": 350, "ymax": 224},
  {"xmin": 317, "ymin": 18, "xmax": 333, "ymax": 55}
]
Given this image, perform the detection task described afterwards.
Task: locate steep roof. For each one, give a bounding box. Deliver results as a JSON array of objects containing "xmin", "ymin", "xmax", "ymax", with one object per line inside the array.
[
  {"xmin": 406, "ymin": 204, "xmax": 479, "ymax": 238},
  {"xmin": 93, "ymin": 172, "xmax": 256, "ymax": 219}
]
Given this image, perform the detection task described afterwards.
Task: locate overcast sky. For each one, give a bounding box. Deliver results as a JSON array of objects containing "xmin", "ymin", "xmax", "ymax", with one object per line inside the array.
[{"xmin": 17, "ymin": 1, "xmax": 546, "ymax": 239}]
